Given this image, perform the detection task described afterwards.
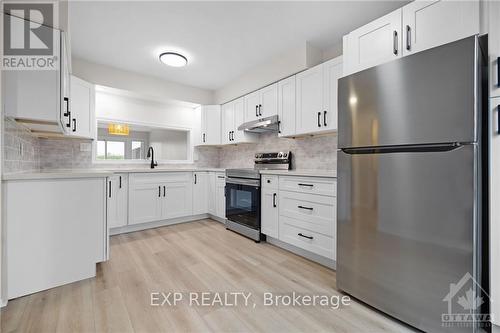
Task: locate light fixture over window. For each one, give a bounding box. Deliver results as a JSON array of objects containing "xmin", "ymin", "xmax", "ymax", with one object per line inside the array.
[
  {"xmin": 108, "ymin": 123, "xmax": 129, "ymax": 136},
  {"xmin": 159, "ymin": 52, "xmax": 188, "ymax": 67}
]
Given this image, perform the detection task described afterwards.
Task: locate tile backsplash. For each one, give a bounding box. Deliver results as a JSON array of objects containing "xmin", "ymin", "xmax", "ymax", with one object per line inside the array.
[
  {"xmin": 3, "ymin": 119, "xmax": 337, "ymax": 173},
  {"xmin": 3, "ymin": 118, "xmax": 40, "ymax": 173}
]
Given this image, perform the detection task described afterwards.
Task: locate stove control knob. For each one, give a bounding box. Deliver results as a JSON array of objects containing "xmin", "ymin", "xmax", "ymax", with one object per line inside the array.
[
  {"xmin": 278, "ymin": 152, "xmax": 283, "ymax": 158},
  {"xmin": 283, "ymin": 153, "xmax": 288, "ymax": 158},
  {"xmin": 255, "ymin": 154, "xmax": 259, "ymax": 158}
]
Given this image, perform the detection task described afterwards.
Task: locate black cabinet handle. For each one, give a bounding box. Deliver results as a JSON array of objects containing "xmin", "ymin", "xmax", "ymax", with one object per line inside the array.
[
  {"xmin": 255, "ymin": 105, "xmax": 258, "ymax": 117},
  {"xmin": 298, "ymin": 205, "xmax": 313, "ymax": 211},
  {"xmin": 298, "ymin": 233, "xmax": 313, "ymax": 240},
  {"xmin": 63, "ymin": 97, "xmax": 71, "ymax": 128},
  {"xmin": 72, "ymin": 118, "xmax": 77, "ymax": 132},
  {"xmin": 228, "ymin": 131, "xmax": 231, "ymax": 142},
  {"xmin": 258, "ymin": 104, "xmax": 262, "ymax": 116},
  {"xmin": 267, "ymin": 179, "xmax": 271, "ymax": 183},
  {"xmin": 497, "ymin": 105, "xmax": 500, "ymax": 134},
  {"xmin": 230, "ymin": 131, "xmax": 234, "ymax": 141},
  {"xmin": 317, "ymin": 112, "xmax": 321, "ymax": 127},
  {"xmin": 158, "ymin": 186, "xmax": 161, "ymax": 197},
  {"xmin": 218, "ymin": 176, "xmax": 225, "ymax": 179},
  {"xmin": 194, "ymin": 173, "xmax": 197, "ymax": 184},
  {"xmin": 108, "ymin": 181, "xmax": 112, "ymax": 198},
  {"xmin": 203, "ymin": 133, "xmax": 206, "ymax": 143},
  {"xmin": 393, "ymin": 30, "xmax": 398, "ymax": 55},
  {"xmin": 323, "ymin": 111, "xmax": 327, "ymax": 127},
  {"xmin": 406, "ymin": 25, "xmax": 411, "ymax": 51},
  {"xmin": 497, "ymin": 57, "xmax": 500, "ymax": 88},
  {"xmin": 163, "ymin": 186, "xmax": 166, "ymax": 197},
  {"xmin": 119, "ymin": 176, "xmax": 122, "ymax": 189},
  {"xmin": 298, "ymin": 183, "xmax": 314, "ymax": 187},
  {"xmin": 273, "ymin": 193, "xmax": 277, "ymax": 207}
]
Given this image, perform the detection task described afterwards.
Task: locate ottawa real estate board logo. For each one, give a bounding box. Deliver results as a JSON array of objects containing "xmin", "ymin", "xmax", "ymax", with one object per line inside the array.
[{"xmin": 2, "ymin": 2, "xmax": 58, "ymax": 70}]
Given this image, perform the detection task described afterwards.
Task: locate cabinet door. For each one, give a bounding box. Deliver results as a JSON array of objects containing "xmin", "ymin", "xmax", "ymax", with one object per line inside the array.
[
  {"xmin": 261, "ymin": 188, "xmax": 279, "ymax": 238},
  {"xmin": 490, "ymin": 97, "xmax": 500, "ymax": 326},
  {"xmin": 163, "ymin": 181, "xmax": 193, "ymax": 219},
  {"xmin": 192, "ymin": 172, "xmax": 208, "ymax": 215},
  {"xmin": 207, "ymin": 173, "xmax": 216, "ymax": 215},
  {"xmin": 60, "ymin": 31, "xmax": 71, "ymax": 133},
  {"xmin": 108, "ymin": 174, "xmax": 128, "ymax": 228},
  {"xmin": 346, "ymin": 8, "xmax": 402, "ymax": 74},
  {"xmin": 232, "ymin": 96, "xmax": 257, "ymax": 144},
  {"xmin": 322, "ymin": 57, "xmax": 343, "ymax": 132},
  {"xmin": 128, "ymin": 182, "xmax": 162, "ymax": 225},
  {"xmin": 70, "ymin": 76, "xmax": 95, "ymax": 139},
  {"xmin": 244, "ymin": 90, "xmax": 261, "ymax": 121},
  {"xmin": 215, "ymin": 178, "xmax": 226, "ymax": 219},
  {"xmin": 296, "ymin": 63, "xmax": 324, "ymax": 135},
  {"xmin": 278, "ymin": 76, "xmax": 296, "ymax": 137},
  {"xmin": 489, "ymin": 1, "xmax": 500, "ymax": 98},
  {"xmin": 201, "ymin": 105, "xmax": 221, "ymax": 145},
  {"xmin": 402, "ymin": 0, "xmax": 479, "ymax": 57},
  {"xmin": 221, "ymin": 102, "xmax": 234, "ymax": 144},
  {"xmin": 260, "ymin": 83, "xmax": 278, "ymax": 118}
]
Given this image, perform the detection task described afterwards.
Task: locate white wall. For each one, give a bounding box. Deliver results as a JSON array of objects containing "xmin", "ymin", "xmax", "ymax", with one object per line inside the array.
[
  {"xmin": 214, "ymin": 42, "xmax": 322, "ymax": 104},
  {"xmin": 73, "ymin": 58, "xmax": 214, "ymax": 105}
]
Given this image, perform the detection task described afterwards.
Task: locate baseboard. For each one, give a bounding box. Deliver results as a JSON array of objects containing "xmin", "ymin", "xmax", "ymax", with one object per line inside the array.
[
  {"xmin": 110, "ymin": 214, "xmax": 210, "ymax": 235},
  {"xmin": 266, "ymin": 236, "xmax": 336, "ymax": 270},
  {"xmin": 208, "ymin": 214, "xmax": 226, "ymax": 224},
  {"xmin": 0, "ymin": 298, "xmax": 7, "ymax": 308}
]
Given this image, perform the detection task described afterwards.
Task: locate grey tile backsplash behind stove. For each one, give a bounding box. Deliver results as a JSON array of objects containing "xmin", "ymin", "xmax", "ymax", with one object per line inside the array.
[{"xmin": 3, "ymin": 118, "xmax": 337, "ymax": 173}]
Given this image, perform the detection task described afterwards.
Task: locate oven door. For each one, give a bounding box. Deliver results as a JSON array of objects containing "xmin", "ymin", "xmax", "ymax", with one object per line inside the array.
[{"xmin": 225, "ymin": 178, "xmax": 261, "ymax": 230}]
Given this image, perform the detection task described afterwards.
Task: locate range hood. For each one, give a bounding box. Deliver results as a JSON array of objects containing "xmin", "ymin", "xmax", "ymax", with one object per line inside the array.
[{"xmin": 237, "ymin": 115, "xmax": 279, "ymax": 133}]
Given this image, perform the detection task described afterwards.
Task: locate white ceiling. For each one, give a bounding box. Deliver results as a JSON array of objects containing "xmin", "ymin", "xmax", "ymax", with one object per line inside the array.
[{"xmin": 69, "ymin": 1, "xmax": 407, "ymax": 91}]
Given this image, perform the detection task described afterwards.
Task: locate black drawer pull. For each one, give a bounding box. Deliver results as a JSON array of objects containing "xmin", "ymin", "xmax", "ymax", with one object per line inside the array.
[
  {"xmin": 163, "ymin": 186, "xmax": 166, "ymax": 197},
  {"xmin": 298, "ymin": 205, "xmax": 313, "ymax": 211},
  {"xmin": 317, "ymin": 112, "xmax": 321, "ymax": 127},
  {"xmin": 298, "ymin": 233, "xmax": 313, "ymax": 240},
  {"xmin": 108, "ymin": 181, "xmax": 112, "ymax": 198},
  {"xmin": 298, "ymin": 183, "xmax": 314, "ymax": 187},
  {"xmin": 119, "ymin": 176, "xmax": 122, "ymax": 189},
  {"xmin": 218, "ymin": 176, "xmax": 225, "ymax": 179},
  {"xmin": 158, "ymin": 186, "xmax": 161, "ymax": 197},
  {"xmin": 273, "ymin": 193, "xmax": 277, "ymax": 207}
]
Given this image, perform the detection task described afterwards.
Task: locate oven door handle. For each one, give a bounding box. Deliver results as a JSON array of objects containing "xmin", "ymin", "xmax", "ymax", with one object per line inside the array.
[{"xmin": 226, "ymin": 178, "xmax": 260, "ymax": 187}]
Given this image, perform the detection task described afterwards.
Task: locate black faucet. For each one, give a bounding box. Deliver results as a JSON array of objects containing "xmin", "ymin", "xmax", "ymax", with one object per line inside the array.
[{"xmin": 147, "ymin": 147, "xmax": 158, "ymax": 169}]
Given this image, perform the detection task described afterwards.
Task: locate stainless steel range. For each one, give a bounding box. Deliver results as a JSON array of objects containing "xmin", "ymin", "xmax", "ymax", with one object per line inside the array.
[{"xmin": 225, "ymin": 152, "xmax": 291, "ymax": 241}]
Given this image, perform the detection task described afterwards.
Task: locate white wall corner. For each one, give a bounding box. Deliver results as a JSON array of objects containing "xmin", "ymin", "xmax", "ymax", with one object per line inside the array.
[{"xmin": 321, "ymin": 41, "xmax": 343, "ymax": 62}]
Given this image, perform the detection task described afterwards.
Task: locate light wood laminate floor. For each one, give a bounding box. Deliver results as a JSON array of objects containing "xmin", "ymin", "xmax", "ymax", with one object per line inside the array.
[{"xmin": 1, "ymin": 219, "xmax": 414, "ymax": 333}]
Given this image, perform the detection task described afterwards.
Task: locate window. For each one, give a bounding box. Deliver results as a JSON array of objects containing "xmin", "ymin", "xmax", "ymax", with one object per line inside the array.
[
  {"xmin": 96, "ymin": 140, "xmax": 125, "ymax": 160},
  {"xmin": 131, "ymin": 141, "xmax": 144, "ymax": 159}
]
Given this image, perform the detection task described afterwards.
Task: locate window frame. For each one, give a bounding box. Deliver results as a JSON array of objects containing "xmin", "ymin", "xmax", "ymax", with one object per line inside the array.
[{"xmin": 92, "ymin": 118, "xmax": 193, "ymax": 165}]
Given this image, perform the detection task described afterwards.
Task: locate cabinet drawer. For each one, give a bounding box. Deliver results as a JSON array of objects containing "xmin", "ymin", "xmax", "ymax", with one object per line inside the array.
[
  {"xmin": 130, "ymin": 172, "xmax": 191, "ymax": 185},
  {"xmin": 279, "ymin": 219, "xmax": 334, "ymax": 259},
  {"xmin": 262, "ymin": 175, "xmax": 278, "ymax": 189},
  {"xmin": 279, "ymin": 190, "xmax": 335, "ymax": 237},
  {"xmin": 279, "ymin": 176, "xmax": 336, "ymax": 197}
]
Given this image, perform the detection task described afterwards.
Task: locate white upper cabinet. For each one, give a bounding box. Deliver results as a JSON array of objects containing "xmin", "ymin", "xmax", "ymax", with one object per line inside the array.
[
  {"xmin": 343, "ymin": 1, "xmax": 480, "ymax": 75},
  {"xmin": 198, "ymin": 105, "xmax": 221, "ymax": 146},
  {"xmin": 244, "ymin": 83, "xmax": 278, "ymax": 120},
  {"xmin": 277, "ymin": 76, "xmax": 296, "ymax": 137},
  {"xmin": 222, "ymin": 97, "xmax": 258, "ymax": 144},
  {"xmin": 69, "ymin": 76, "xmax": 95, "ymax": 139},
  {"xmin": 488, "ymin": 0, "xmax": 500, "ymax": 98},
  {"xmin": 296, "ymin": 56, "xmax": 342, "ymax": 136},
  {"xmin": 402, "ymin": 0, "xmax": 479, "ymax": 56},
  {"xmin": 344, "ymin": 8, "xmax": 402, "ymax": 75}
]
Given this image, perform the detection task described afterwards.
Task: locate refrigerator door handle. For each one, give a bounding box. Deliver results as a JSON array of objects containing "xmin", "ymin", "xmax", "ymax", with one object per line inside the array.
[{"xmin": 341, "ymin": 143, "xmax": 463, "ymax": 155}]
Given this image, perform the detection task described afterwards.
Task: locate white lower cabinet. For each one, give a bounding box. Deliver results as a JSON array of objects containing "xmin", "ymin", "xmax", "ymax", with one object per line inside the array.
[
  {"xmin": 215, "ymin": 172, "xmax": 226, "ymax": 219},
  {"xmin": 260, "ymin": 174, "xmax": 337, "ymax": 261},
  {"xmin": 491, "ymin": 97, "xmax": 500, "ymax": 326},
  {"xmin": 193, "ymin": 172, "xmax": 209, "ymax": 215},
  {"xmin": 261, "ymin": 176, "xmax": 279, "ymax": 238},
  {"xmin": 107, "ymin": 174, "xmax": 128, "ymax": 228},
  {"xmin": 208, "ymin": 172, "xmax": 217, "ymax": 215},
  {"xmin": 4, "ymin": 177, "xmax": 107, "ymax": 299},
  {"xmin": 128, "ymin": 172, "xmax": 193, "ymax": 225}
]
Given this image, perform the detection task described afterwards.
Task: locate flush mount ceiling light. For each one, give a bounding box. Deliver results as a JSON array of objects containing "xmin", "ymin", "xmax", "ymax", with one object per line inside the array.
[{"xmin": 159, "ymin": 52, "xmax": 188, "ymax": 67}]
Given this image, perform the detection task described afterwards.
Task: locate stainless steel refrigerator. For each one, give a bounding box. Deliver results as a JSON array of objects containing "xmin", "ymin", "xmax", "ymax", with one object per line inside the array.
[{"xmin": 337, "ymin": 36, "xmax": 489, "ymax": 333}]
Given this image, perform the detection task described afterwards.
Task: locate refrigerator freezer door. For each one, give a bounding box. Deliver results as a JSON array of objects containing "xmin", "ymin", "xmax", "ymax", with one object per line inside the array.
[
  {"xmin": 338, "ymin": 36, "xmax": 479, "ymax": 149},
  {"xmin": 337, "ymin": 144, "xmax": 479, "ymax": 333}
]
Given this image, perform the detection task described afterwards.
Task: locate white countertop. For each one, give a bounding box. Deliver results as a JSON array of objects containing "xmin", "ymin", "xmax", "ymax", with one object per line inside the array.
[
  {"xmin": 259, "ymin": 169, "xmax": 337, "ymax": 178},
  {"xmin": 2, "ymin": 168, "xmax": 226, "ymax": 181}
]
